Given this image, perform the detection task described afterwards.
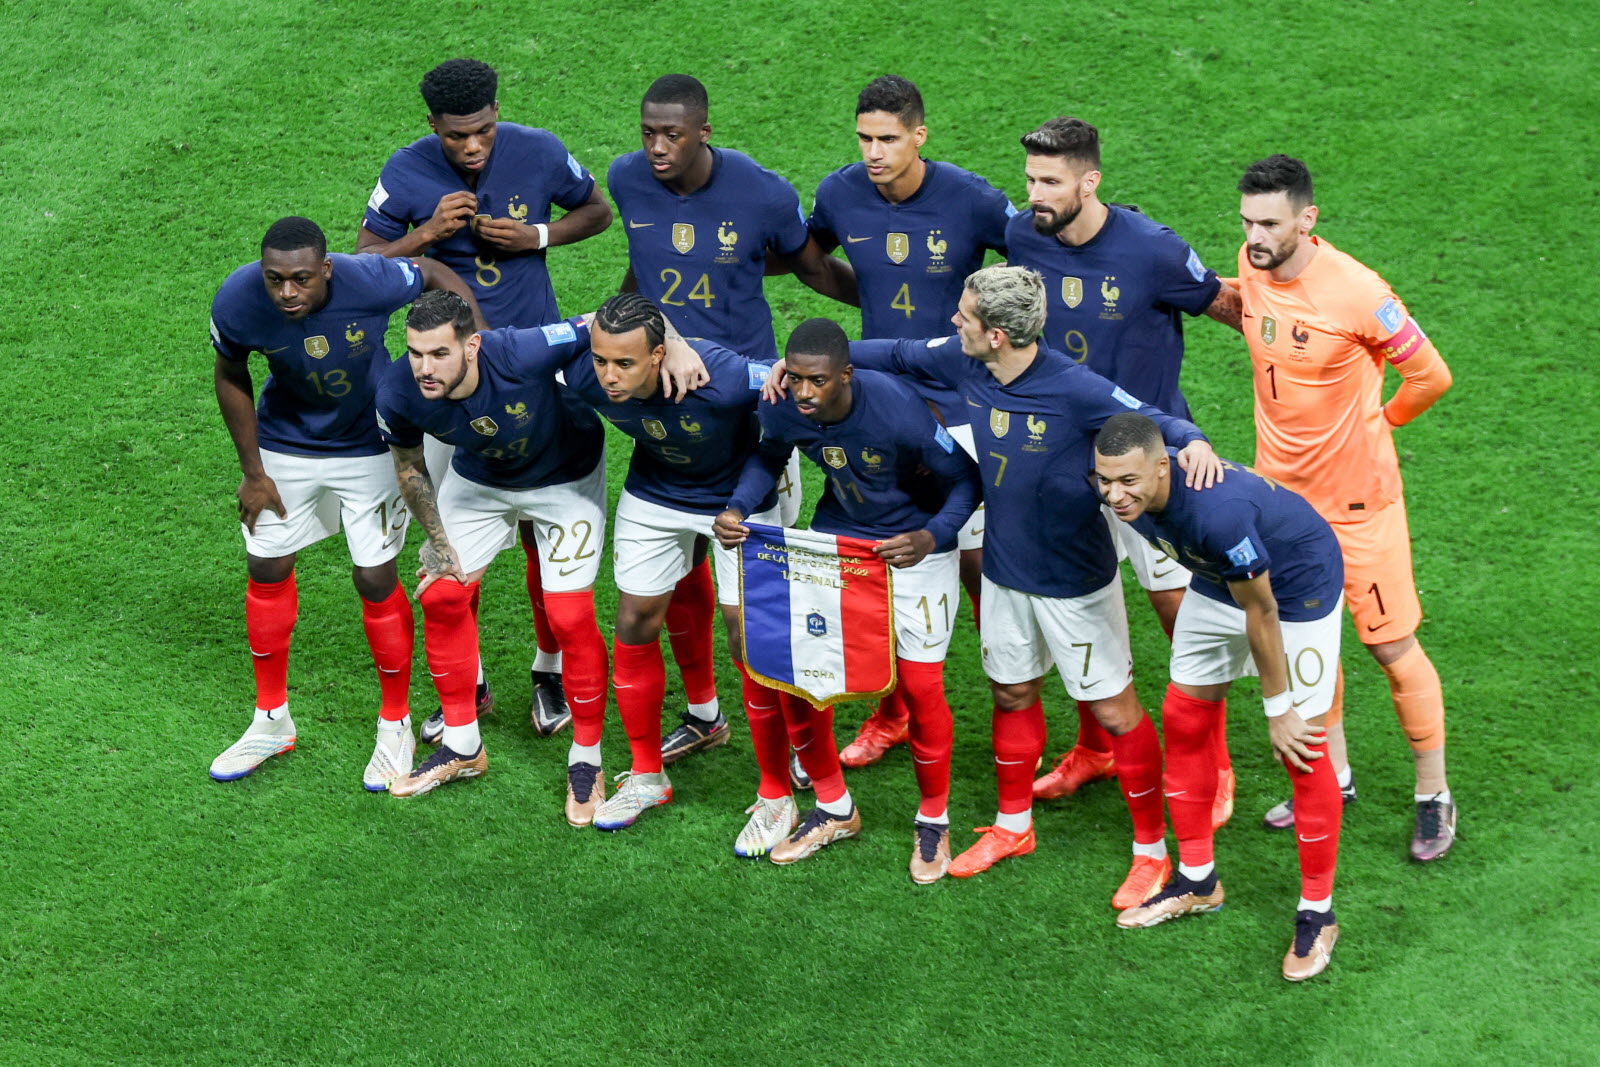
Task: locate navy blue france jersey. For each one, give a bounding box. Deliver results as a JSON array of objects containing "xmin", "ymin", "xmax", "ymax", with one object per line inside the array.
[
  {"xmin": 1004, "ymin": 205, "xmax": 1221, "ymax": 419},
  {"xmin": 565, "ymin": 340, "xmax": 777, "ymax": 515},
  {"xmin": 364, "ymin": 123, "xmax": 596, "ymax": 328},
  {"xmin": 728, "ymin": 370, "xmax": 981, "ymax": 552},
  {"xmin": 375, "ymin": 318, "xmax": 603, "ymax": 490},
  {"xmin": 850, "ymin": 337, "xmax": 1207, "ymax": 598},
  {"xmin": 810, "ymin": 160, "xmax": 1015, "ymax": 427},
  {"xmin": 608, "ymin": 148, "xmax": 809, "ymax": 362},
  {"xmin": 210, "ymin": 252, "xmax": 424, "ymax": 457},
  {"xmin": 1125, "ymin": 453, "xmax": 1343, "ymax": 622}
]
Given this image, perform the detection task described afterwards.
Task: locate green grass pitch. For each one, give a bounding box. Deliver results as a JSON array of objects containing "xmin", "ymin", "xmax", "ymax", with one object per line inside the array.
[{"xmin": 2, "ymin": 0, "xmax": 1597, "ymax": 1063}]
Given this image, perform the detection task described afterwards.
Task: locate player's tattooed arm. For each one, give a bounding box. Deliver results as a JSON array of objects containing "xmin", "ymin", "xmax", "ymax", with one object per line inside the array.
[
  {"xmin": 1201, "ymin": 284, "xmax": 1243, "ymax": 333},
  {"xmin": 390, "ymin": 444, "xmax": 465, "ymax": 591},
  {"xmin": 659, "ymin": 319, "xmax": 710, "ymax": 400},
  {"xmin": 214, "ymin": 355, "xmax": 286, "ymax": 533}
]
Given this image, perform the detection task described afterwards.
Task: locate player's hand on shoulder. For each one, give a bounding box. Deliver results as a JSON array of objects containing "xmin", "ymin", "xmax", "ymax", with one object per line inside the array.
[
  {"xmin": 237, "ymin": 472, "xmax": 286, "ymax": 534},
  {"xmin": 875, "ymin": 530, "xmax": 935, "ymax": 569},
  {"xmin": 425, "ymin": 191, "xmax": 478, "ymax": 242},
  {"xmin": 1268, "ymin": 708, "xmax": 1327, "ymax": 775},
  {"xmin": 762, "ymin": 360, "xmax": 789, "ymax": 405},
  {"xmin": 416, "ymin": 539, "xmax": 467, "ymax": 594},
  {"xmin": 713, "ymin": 508, "xmax": 749, "ymax": 548},
  {"xmin": 1177, "ymin": 440, "xmax": 1223, "ymax": 489},
  {"xmin": 660, "ymin": 337, "xmax": 710, "ymax": 401}
]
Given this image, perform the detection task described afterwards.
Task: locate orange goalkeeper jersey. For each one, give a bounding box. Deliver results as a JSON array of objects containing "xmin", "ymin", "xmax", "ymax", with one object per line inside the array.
[{"xmin": 1236, "ymin": 235, "xmax": 1450, "ymax": 522}]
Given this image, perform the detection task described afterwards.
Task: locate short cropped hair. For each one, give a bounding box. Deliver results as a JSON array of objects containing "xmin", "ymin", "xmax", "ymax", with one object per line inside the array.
[
  {"xmin": 963, "ymin": 266, "xmax": 1047, "ymax": 348},
  {"xmin": 857, "ymin": 75, "xmax": 924, "ymax": 127},
  {"xmin": 1238, "ymin": 154, "xmax": 1314, "ymax": 209},
  {"xmin": 643, "ymin": 74, "xmax": 709, "ymax": 118},
  {"xmin": 406, "ymin": 290, "xmax": 476, "ymax": 342},
  {"xmin": 1095, "ymin": 412, "xmax": 1164, "ymax": 458},
  {"xmin": 261, "ymin": 216, "xmax": 326, "ymax": 258},
  {"xmin": 594, "ymin": 291, "xmax": 666, "ymax": 350},
  {"xmin": 420, "ymin": 59, "xmax": 497, "ymax": 117},
  {"xmin": 785, "ymin": 317, "xmax": 850, "ymax": 369},
  {"xmin": 1020, "ymin": 117, "xmax": 1101, "ymax": 171}
]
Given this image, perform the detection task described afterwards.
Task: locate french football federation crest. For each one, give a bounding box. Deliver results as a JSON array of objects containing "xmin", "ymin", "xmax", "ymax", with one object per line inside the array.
[
  {"xmin": 506, "ymin": 196, "xmax": 529, "ymax": 222},
  {"xmin": 990, "ymin": 408, "xmax": 1011, "ymax": 438},
  {"xmin": 886, "ymin": 232, "xmax": 909, "ymax": 264},
  {"xmin": 505, "ymin": 402, "xmax": 531, "ymax": 426},
  {"xmin": 1291, "ymin": 323, "xmax": 1310, "ymax": 346},
  {"xmin": 304, "ymin": 335, "xmax": 330, "ymax": 359},
  {"xmin": 926, "ymin": 230, "xmax": 947, "ymax": 260},
  {"xmin": 823, "ymin": 446, "xmax": 847, "ymax": 469},
  {"xmin": 643, "ymin": 418, "xmax": 667, "ymax": 440},
  {"xmin": 717, "ymin": 222, "xmax": 738, "ymax": 252},
  {"xmin": 1101, "ymin": 277, "xmax": 1121, "ymax": 305},
  {"xmin": 672, "ymin": 223, "xmax": 695, "ymax": 254},
  {"xmin": 344, "ymin": 324, "xmax": 365, "ymax": 344},
  {"xmin": 1026, "ymin": 414, "xmax": 1047, "ymax": 441},
  {"xmin": 679, "ymin": 415, "xmax": 703, "ymax": 436},
  {"xmin": 806, "ymin": 611, "xmax": 827, "ymax": 637},
  {"xmin": 1062, "ymin": 277, "xmax": 1084, "ymax": 309},
  {"xmin": 1261, "ymin": 316, "xmax": 1278, "ymax": 345},
  {"xmin": 860, "ymin": 447, "xmax": 883, "ymax": 468},
  {"xmin": 470, "ymin": 416, "xmax": 499, "ymax": 436}
]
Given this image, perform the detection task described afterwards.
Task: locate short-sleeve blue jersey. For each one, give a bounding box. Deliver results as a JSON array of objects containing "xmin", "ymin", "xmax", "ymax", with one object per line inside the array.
[
  {"xmin": 1124, "ymin": 454, "xmax": 1344, "ymax": 622},
  {"xmin": 375, "ymin": 318, "xmax": 603, "ymax": 490},
  {"xmin": 728, "ymin": 370, "xmax": 982, "ymax": 552},
  {"xmin": 209, "ymin": 252, "xmax": 424, "ymax": 457},
  {"xmin": 850, "ymin": 337, "xmax": 1207, "ymax": 598},
  {"xmin": 1004, "ymin": 205, "xmax": 1221, "ymax": 419},
  {"xmin": 810, "ymin": 160, "xmax": 1015, "ymax": 427},
  {"xmin": 363, "ymin": 123, "xmax": 596, "ymax": 329},
  {"xmin": 608, "ymin": 147, "xmax": 810, "ymax": 362},
  {"xmin": 564, "ymin": 340, "xmax": 777, "ymax": 515}
]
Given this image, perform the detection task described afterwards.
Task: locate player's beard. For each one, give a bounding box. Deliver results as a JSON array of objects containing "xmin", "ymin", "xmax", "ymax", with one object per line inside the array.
[
  {"xmin": 418, "ymin": 362, "xmax": 469, "ymax": 401},
  {"xmin": 1248, "ymin": 238, "xmax": 1297, "ymax": 272},
  {"xmin": 1032, "ymin": 199, "xmax": 1082, "ymax": 237}
]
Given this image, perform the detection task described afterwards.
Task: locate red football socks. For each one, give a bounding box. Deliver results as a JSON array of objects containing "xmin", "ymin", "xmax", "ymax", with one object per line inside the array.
[
  {"xmin": 1289, "ymin": 737, "xmax": 1342, "ymax": 900},
  {"xmin": 993, "ymin": 699, "xmax": 1046, "ymax": 815},
  {"xmin": 613, "ymin": 639, "xmax": 666, "ymax": 773},
  {"xmin": 780, "ymin": 692, "xmax": 845, "ymax": 804},
  {"xmin": 900, "ymin": 660, "xmax": 953, "ymax": 818},
  {"xmin": 542, "ymin": 590, "xmax": 608, "ymax": 747},
  {"xmin": 736, "ymin": 661, "xmax": 791, "ymax": 799},
  {"xmin": 245, "ymin": 574, "xmax": 297, "ymax": 710},
  {"xmin": 419, "ymin": 579, "xmax": 481, "ymax": 726},
  {"xmin": 521, "ymin": 537, "xmax": 560, "ymax": 657},
  {"xmin": 1109, "ymin": 713, "xmax": 1165, "ymax": 845},
  {"xmin": 874, "ymin": 685, "xmax": 911, "ymax": 730},
  {"xmin": 1074, "ymin": 699, "xmax": 1114, "ymax": 754},
  {"xmin": 1161, "ymin": 685, "xmax": 1224, "ymax": 867},
  {"xmin": 360, "ymin": 584, "xmax": 414, "ymax": 721},
  {"xmin": 665, "ymin": 559, "xmax": 718, "ymax": 706}
]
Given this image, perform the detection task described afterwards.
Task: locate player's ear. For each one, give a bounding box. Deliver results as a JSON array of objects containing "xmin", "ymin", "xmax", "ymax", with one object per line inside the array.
[
  {"xmin": 700, "ymin": 121, "xmax": 712, "ymax": 144},
  {"xmin": 913, "ymin": 125, "xmax": 928, "ymax": 149},
  {"xmin": 465, "ymin": 332, "xmax": 482, "ymax": 360},
  {"xmin": 426, "ymin": 114, "xmax": 439, "ymax": 135},
  {"xmin": 1081, "ymin": 169, "xmax": 1103, "ymax": 196},
  {"xmin": 651, "ymin": 343, "xmax": 666, "ymax": 366},
  {"xmin": 1300, "ymin": 204, "xmax": 1319, "ymax": 235}
]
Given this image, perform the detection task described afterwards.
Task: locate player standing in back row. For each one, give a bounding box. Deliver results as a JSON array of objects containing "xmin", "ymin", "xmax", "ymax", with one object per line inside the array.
[
  {"xmin": 807, "ymin": 74, "xmax": 1014, "ymax": 769},
  {"xmin": 1231, "ymin": 155, "xmax": 1456, "ymax": 860},
  {"xmin": 359, "ymin": 58, "xmax": 614, "ymax": 740},
  {"xmin": 1005, "ymin": 117, "xmax": 1240, "ymax": 821}
]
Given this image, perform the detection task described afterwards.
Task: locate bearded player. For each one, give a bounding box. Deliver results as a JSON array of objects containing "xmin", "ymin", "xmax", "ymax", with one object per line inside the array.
[
  {"xmin": 807, "ymin": 74, "xmax": 1015, "ymax": 769},
  {"xmin": 359, "ymin": 57, "xmax": 613, "ymax": 741},
  {"xmin": 1006, "ymin": 116, "xmax": 1241, "ymax": 818},
  {"xmin": 1232, "ymin": 155, "xmax": 1456, "ymax": 860},
  {"xmin": 207, "ymin": 217, "xmax": 481, "ymax": 789}
]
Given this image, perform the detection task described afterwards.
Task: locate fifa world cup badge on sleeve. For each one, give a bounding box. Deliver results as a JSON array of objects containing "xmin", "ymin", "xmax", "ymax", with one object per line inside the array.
[{"xmin": 738, "ymin": 523, "xmax": 896, "ymax": 707}]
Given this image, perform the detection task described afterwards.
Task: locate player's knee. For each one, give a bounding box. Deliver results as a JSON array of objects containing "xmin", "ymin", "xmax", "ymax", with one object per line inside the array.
[
  {"xmin": 247, "ymin": 553, "xmax": 295, "ymax": 584},
  {"xmin": 352, "ymin": 562, "xmax": 398, "ymax": 602},
  {"xmin": 542, "ymin": 588, "xmax": 600, "ymax": 643},
  {"xmin": 418, "ymin": 578, "xmax": 474, "ymax": 623},
  {"xmin": 991, "ymin": 679, "xmax": 1039, "ymax": 711},
  {"xmin": 615, "ymin": 592, "xmax": 670, "ymax": 646}
]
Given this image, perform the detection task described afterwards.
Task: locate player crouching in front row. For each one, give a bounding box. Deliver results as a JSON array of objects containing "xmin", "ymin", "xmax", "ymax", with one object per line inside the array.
[{"xmin": 1094, "ymin": 413, "xmax": 1344, "ymax": 981}]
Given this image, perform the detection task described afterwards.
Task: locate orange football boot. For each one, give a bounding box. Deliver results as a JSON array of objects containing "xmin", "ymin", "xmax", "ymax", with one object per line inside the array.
[
  {"xmin": 840, "ymin": 711, "xmax": 909, "ymax": 768},
  {"xmin": 1111, "ymin": 854, "xmax": 1172, "ymax": 910},
  {"xmin": 1212, "ymin": 768, "xmax": 1236, "ymax": 831},
  {"xmin": 1033, "ymin": 745, "xmax": 1116, "ymax": 799},
  {"xmin": 948, "ymin": 824, "xmax": 1037, "ymax": 878}
]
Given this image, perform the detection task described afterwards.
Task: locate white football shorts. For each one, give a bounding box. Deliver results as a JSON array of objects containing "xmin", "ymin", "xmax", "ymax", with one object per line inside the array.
[
  {"xmin": 436, "ymin": 451, "xmax": 607, "ymax": 588},
  {"xmin": 242, "ymin": 448, "xmax": 407, "ymax": 567},
  {"xmin": 979, "ymin": 576, "xmax": 1134, "ymax": 700},
  {"xmin": 890, "ymin": 549, "xmax": 960, "ymax": 664},
  {"xmin": 1170, "ymin": 593, "xmax": 1344, "ymax": 718},
  {"xmin": 1103, "ymin": 506, "xmax": 1189, "ymax": 591},
  {"xmin": 612, "ymin": 490, "xmax": 785, "ymax": 606}
]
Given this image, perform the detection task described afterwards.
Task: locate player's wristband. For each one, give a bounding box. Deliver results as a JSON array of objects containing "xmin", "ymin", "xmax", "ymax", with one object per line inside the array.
[
  {"xmin": 534, "ymin": 223, "xmax": 549, "ymax": 250},
  {"xmin": 1263, "ymin": 691, "xmax": 1293, "ymax": 719}
]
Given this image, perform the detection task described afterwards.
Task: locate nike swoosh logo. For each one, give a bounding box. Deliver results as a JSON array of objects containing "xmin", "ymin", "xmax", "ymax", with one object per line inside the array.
[
  {"xmin": 249, "ymin": 649, "xmax": 271, "ymax": 658},
  {"xmin": 912, "ymin": 756, "xmax": 936, "ymax": 764},
  {"xmin": 1151, "ymin": 568, "xmax": 1176, "ymax": 579},
  {"xmin": 1298, "ymin": 834, "xmax": 1329, "ymax": 843},
  {"xmin": 750, "ymin": 702, "xmax": 777, "ymax": 712},
  {"xmin": 995, "ymin": 759, "xmax": 1026, "ymax": 766},
  {"xmin": 628, "ymin": 220, "xmax": 655, "ymax": 229},
  {"xmin": 1365, "ymin": 623, "xmax": 1388, "ymax": 632},
  {"xmin": 571, "ymin": 695, "xmax": 603, "ymax": 705},
  {"xmin": 1129, "ymin": 787, "xmax": 1158, "ymax": 797},
  {"xmin": 378, "ymin": 667, "xmax": 401, "ymax": 674},
  {"xmin": 428, "ymin": 670, "xmax": 450, "ymax": 678},
  {"xmin": 263, "ymin": 346, "xmax": 290, "ymax": 354},
  {"xmin": 845, "ymin": 235, "xmax": 872, "ymax": 243},
  {"xmin": 614, "ymin": 684, "xmax": 634, "ymax": 690},
  {"xmin": 666, "ymin": 629, "xmax": 689, "ymax": 637},
  {"xmin": 1164, "ymin": 790, "xmax": 1187, "ymax": 798},
  {"xmin": 558, "ymin": 566, "xmax": 585, "ymax": 576},
  {"xmin": 921, "ymin": 640, "xmax": 943, "ymax": 649}
]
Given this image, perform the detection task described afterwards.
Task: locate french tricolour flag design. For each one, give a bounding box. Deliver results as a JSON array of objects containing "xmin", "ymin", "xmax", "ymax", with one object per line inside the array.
[{"xmin": 739, "ymin": 523, "xmax": 896, "ymax": 708}]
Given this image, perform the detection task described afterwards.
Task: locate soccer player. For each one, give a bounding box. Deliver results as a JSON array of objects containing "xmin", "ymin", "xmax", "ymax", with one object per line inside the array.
[
  {"xmin": 608, "ymin": 73, "xmax": 853, "ymax": 767},
  {"xmin": 807, "ymin": 74, "xmax": 1015, "ymax": 769},
  {"xmin": 373, "ymin": 292, "xmax": 703, "ymax": 809},
  {"xmin": 555, "ymin": 292, "xmax": 789, "ymax": 832},
  {"xmin": 207, "ymin": 216, "xmax": 482, "ymax": 789},
  {"xmin": 811, "ymin": 265, "xmax": 1222, "ymax": 905},
  {"xmin": 1095, "ymin": 413, "xmax": 1345, "ymax": 982},
  {"xmin": 1006, "ymin": 116, "xmax": 1243, "ymax": 816},
  {"xmin": 358, "ymin": 57, "xmax": 614, "ymax": 740},
  {"xmin": 1233, "ymin": 155, "xmax": 1456, "ymax": 860},
  {"xmin": 715, "ymin": 318, "xmax": 982, "ymax": 881}
]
